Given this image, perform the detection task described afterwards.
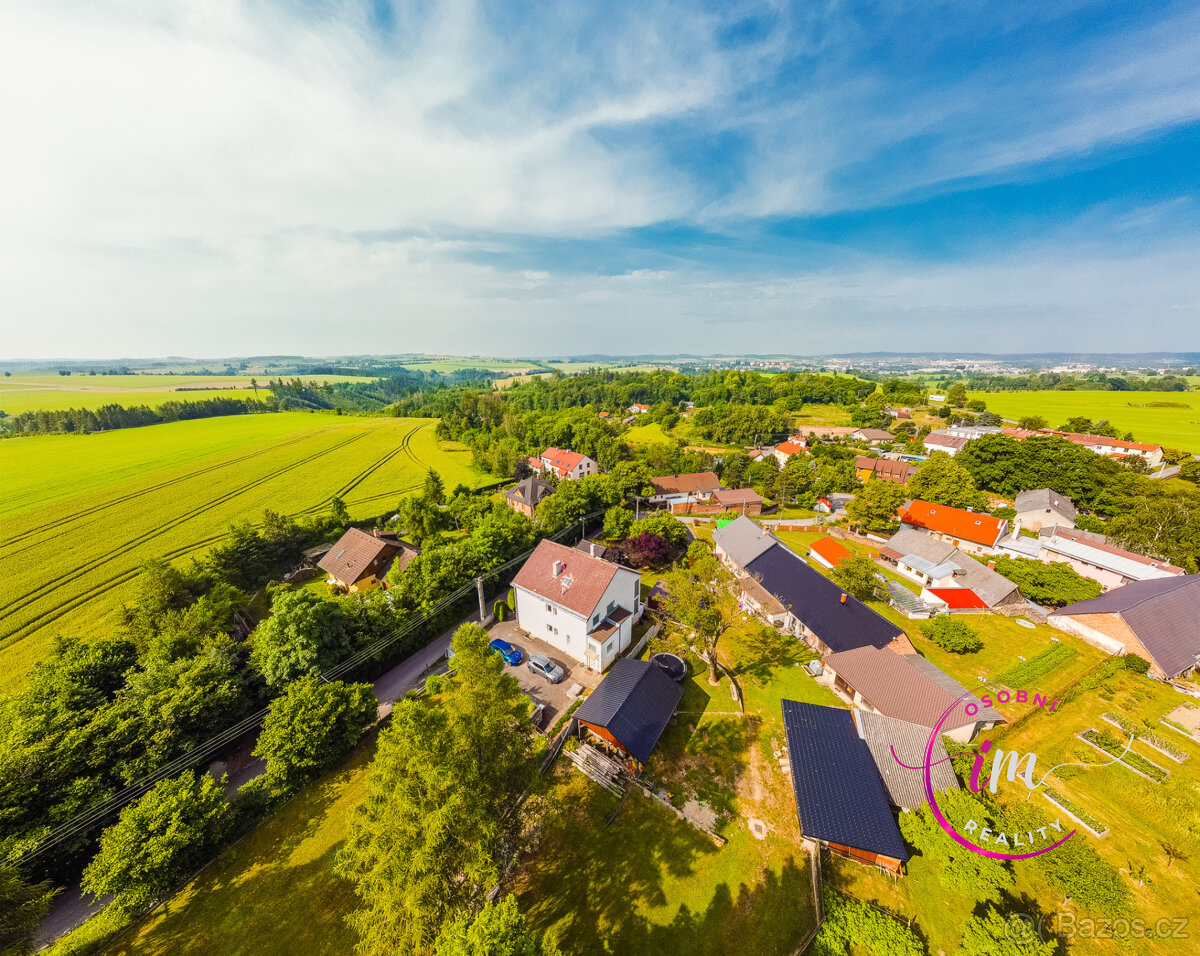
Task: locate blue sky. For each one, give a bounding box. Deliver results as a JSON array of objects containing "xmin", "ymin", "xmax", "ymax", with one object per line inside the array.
[{"xmin": 1, "ymin": 0, "xmax": 1198, "ymax": 357}]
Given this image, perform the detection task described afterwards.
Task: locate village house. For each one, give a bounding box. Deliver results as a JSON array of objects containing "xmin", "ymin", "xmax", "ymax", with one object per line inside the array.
[
  {"xmin": 1050, "ymin": 575, "xmax": 1200, "ymax": 679},
  {"xmin": 854, "ymin": 710, "xmax": 959, "ymax": 811},
  {"xmin": 821, "ymin": 646, "xmax": 1005, "ymax": 743},
  {"xmin": 318, "ymin": 528, "xmax": 419, "ymax": 592},
  {"xmin": 998, "ymin": 526, "xmax": 1184, "ymax": 590},
  {"xmin": 855, "ymin": 456, "xmax": 917, "ymax": 485},
  {"xmin": 574, "ymin": 658, "xmax": 684, "ymax": 771},
  {"xmin": 511, "ymin": 540, "xmax": 642, "ymax": 672},
  {"xmin": 880, "ymin": 527, "xmax": 1023, "ymax": 609},
  {"xmin": 1013, "ymin": 488, "xmax": 1076, "ymax": 532},
  {"xmin": 648, "ymin": 471, "xmax": 722, "ymax": 507},
  {"xmin": 1001, "ymin": 428, "xmax": 1165, "ymax": 467},
  {"xmin": 921, "ymin": 430, "xmax": 970, "ymax": 457},
  {"xmin": 899, "ymin": 500, "xmax": 1008, "ymax": 555},
  {"xmin": 629, "ymin": 403, "xmax": 650, "ymax": 415},
  {"xmin": 710, "ymin": 487, "xmax": 763, "ymax": 515},
  {"xmin": 814, "ymin": 493, "xmax": 855, "ymax": 515},
  {"xmin": 782, "ymin": 700, "xmax": 909, "ymax": 875},
  {"xmin": 712, "ymin": 515, "xmax": 777, "ymax": 574},
  {"xmin": 771, "ymin": 439, "xmax": 807, "ymax": 467},
  {"xmin": 504, "ymin": 475, "xmax": 554, "ymax": 518},
  {"xmin": 851, "ymin": 428, "xmax": 896, "ymax": 444},
  {"xmin": 529, "ymin": 447, "xmax": 600, "ymax": 481}
]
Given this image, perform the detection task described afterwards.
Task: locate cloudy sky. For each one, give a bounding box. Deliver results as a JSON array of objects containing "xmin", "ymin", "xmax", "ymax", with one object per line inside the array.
[{"xmin": 2, "ymin": 0, "xmax": 1199, "ymax": 358}]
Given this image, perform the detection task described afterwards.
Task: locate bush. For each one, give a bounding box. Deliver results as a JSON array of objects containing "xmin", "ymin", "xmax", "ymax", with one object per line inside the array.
[
  {"xmin": 624, "ymin": 532, "xmax": 672, "ymax": 568},
  {"xmin": 1123, "ymin": 654, "xmax": 1151, "ymax": 674},
  {"xmin": 920, "ymin": 616, "xmax": 983, "ymax": 653}
]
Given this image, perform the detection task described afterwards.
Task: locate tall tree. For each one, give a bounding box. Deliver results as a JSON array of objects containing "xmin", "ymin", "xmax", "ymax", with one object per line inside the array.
[
  {"xmin": 956, "ymin": 908, "xmax": 1058, "ymax": 956},
  {"xmin": 254, "ymin": 675, "xmax": 377, "ymax": 792},
  {"xmin": 845, "ymin": 479, "xmax": 905, "ymax": 534},
  {"xmin": 830, "ymin": 556, "xmax": 882, "ymax": 602},
  {"xmin": 662, "ymin": 544, "xmax": 738, "ymax": 684},
  {"xmin": 0, "ymin": 866, "xmax": 56, "ymax": 956},
  {"xmin": 82, "ymin": 771, "xmax": 227, "ymax": 914},
  {"xmin": 249, "ymin": 590, "xmax": 357, "ymax": 690},
  {"xmin": 906, "ymin": 454, "xmax": 988, "ymax": 510},
  {"xmin": 337, "ymin": 624, "xmax": 538, "ymax": 955},
  {"xmin": 424, "ymin": 469, "xmax": 446, "ymax": 506}
]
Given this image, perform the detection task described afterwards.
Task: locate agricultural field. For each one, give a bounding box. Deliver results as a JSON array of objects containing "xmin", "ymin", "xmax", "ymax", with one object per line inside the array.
[
  {"xmin": 968, "ymin": 389, "xmax": 1200, "ymax": 451},
  {"xmin": 0, "ymin": 413, "xmax": 480, "ymax": 694},
  {"xmin": 0, "ymin": 374, "xmax": 380, "ymax": 415}
]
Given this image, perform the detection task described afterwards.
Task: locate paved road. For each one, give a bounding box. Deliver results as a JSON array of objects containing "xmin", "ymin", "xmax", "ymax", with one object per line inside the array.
[{"xmin": 34, "ymin": 606, "xmax": 484, "ymax": 949}]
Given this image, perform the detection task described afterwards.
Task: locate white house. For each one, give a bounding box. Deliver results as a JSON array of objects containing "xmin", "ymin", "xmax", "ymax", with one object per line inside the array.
[
  {"xmin": 511, "ymin": 540, "xmax": 643, "ymax": 672},
  {"xmin": 528, "ymin": 447, "xmax": 600, "ymax": 480},
  {"xmin": 629, "ymin": 403, "xmax": 650, "ymax": 415}
]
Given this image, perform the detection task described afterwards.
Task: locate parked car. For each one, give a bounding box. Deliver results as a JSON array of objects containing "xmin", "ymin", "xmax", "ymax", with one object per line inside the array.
[
  {"xmin": 527, "ymin": 652, "xmax": 565, "ymax": 684},
  {"xmin": 488, "ymin": 637, "xmax": 523, "ymax": 666}
]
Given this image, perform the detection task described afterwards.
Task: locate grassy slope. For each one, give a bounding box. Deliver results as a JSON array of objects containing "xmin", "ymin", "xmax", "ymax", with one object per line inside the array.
[
  {"xmin": 0, "ymin": 414, "xmax": 479, "ymax": 693},
  {"xmin": 970, "ymin": 389, "xmax": 1200, "ymax": 450},
  {"xmin": 624, "ymin": 422, "xmax": 671, "ymax": 445}
]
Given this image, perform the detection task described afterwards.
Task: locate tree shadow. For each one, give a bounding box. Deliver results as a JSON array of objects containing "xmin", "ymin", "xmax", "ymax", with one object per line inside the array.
[{"xmin": 731, "ymin": 627, "xmax": 813, "ymax": 687}]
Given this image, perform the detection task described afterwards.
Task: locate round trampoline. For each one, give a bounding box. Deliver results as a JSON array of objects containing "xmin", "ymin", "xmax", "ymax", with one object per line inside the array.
[{"xmin": 651, "ymin": 652, "xmax": 688, "ymax": 682}]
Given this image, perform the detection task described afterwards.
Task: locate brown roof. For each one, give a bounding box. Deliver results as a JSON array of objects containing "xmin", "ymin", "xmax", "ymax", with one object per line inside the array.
[
  {"xmin": 737, "ymin": 576, "xmax": 786, "ymax": 616},
  {"xmin": 712, "ymin": 487, "xmax": 763, "ymax": 507},
  {"xmin": 650, "ymin": 472, "xmax": 721, "ymax": 495},
  {"xmin": 793, "ymin": 426, "xmax": 857, "ymax": 439},
  {"xmin": 512, "ymin": 539, "xmax": 624, "ymax": 617},
  {"xmin": 855, "ymin": 456, "xmax": 916, "ymax": 484},
  {"xmin": 825, "ymin": 646, "xmax": 995, "ymax": 732},
  {"xmin": 854, "ymin": 428, "xmax": 895, "ymax": 442},
  {"xmin": 317, "ymin": 528, "xmax": 413, "ymax": 585}
]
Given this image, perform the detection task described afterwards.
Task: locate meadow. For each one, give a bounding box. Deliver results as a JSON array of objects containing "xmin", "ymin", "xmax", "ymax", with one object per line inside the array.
[
  {"xmin": 0, "ymin": 374, "xmax": 379, "ymax": 415},
  {"xmin": 969, "ymin": 389, "xmax": 1200, "ymax": 450},
  {"xmin": 0, "ymin": 413, "xmax": 479, "ymax": 693}
]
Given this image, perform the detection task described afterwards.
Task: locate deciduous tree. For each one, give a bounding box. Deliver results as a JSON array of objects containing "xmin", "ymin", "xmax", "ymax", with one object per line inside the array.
[
  {"xmin": 250, "ymin": 590, "xmax": 357, "ymax": 690},
  {"xmin": 906, "ymin": 454, "xmax": 988, "ymax": 510},
  {"xmin": 845, "ymin": 479, "xmax": 905, "ymax": 534},
  {"xmin": 830, "ymin": 556, "xmax": 882, "ymax": 602}
]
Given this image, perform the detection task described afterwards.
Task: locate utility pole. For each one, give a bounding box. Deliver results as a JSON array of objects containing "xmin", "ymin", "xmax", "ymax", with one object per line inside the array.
[{"xmin": 476, "ymin": 576, "xmax": 488, "ymax": 624}]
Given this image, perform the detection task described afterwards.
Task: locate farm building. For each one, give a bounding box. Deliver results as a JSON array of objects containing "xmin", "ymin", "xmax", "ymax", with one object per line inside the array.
[
  {"xmin": 511, "ymin": 540, "xmax": 642, "ymax": 672},
  {"xmin": 712, "ymin": 515, "xmax": 777, "ymax": 573},
  {"xmin": 792, "ymin": 426, "xmax": 857, "ymax": 440},
  {"xmin": 808, "ymin": 536, "xmax": 851, "ymax": 569},
  {"xmin": 880, "ymin": 527, "xmax": 1023, "ymax": 609},
  {"xmin": 781, "ymin": 701, "xmax": 909, "ymax": 875},
  {"xmin": 821, "ymin": 646, "xmax": 1005, "ymax": 743},
  {"xmin": 899, "ymin": 500, "xmax": 1008, "ymax": 554},
  {"xmin": 999, "ymin": 526, "xmax": 1184, "ymax": 591},
  {"xmin": 504, "ymin": 475, "xmax": 554, "ymax": 518},
  {"xmin": 574, "ymin": 658, "xmax": 684, "ymax": 770},
  {"xmin": 855, "ymin": 456, "xmax": 916, "ymax": 484},
  {"xmin": 1013, "ymin": 488, "xmax": 1076, "ymax": 532},
  {"xmin": 318, "ymin": 528, "xmax": 418, "ymax": 592},
  {"xmin": 711, "ymin": 487, "xmax": 763, "ymax": 515},
  {"xmin": 529, "ymin": 447, "xmax": 600, "ymax": 481},
  {"xmin": 648, "ymin": 471, "xmax": 721, "ymax": 507},
  {"xmin": 1050, "ymin": 575, "xmax": 1200, "ymax": 679}
]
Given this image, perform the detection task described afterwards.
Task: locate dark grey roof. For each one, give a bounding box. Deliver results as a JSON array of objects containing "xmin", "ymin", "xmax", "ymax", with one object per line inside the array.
[
  {"xmin": 1014, "ymin": 488, "xmax": 1077, "ymax": 521},
  {"xmin": 575, "ymin": 658, "xmax": 684, "ymax": 764},
  {"xmin": 505, "ymin": 476, "xmax": 553, "ymax": 506},
  {"xmin": 745, "ymin": 545, "xmax": 901, "ymax": 652},
  {"xmin": 884, "ymin": 527, "xmax": 1020, "ymax": 607},
  {"xmin": 781, "ymin": 701, "xmax": 908, "ymax": 861},
  {"xmin": 712, "ymin": 515, "xmax": 777, "ymax": 569},
  {"xmin": 574, "ymin": 539, "xmax": 610, "ymax": 560},
  {"xmin": 854, "ymin": 711, "xmax": 960, "ymax": 810},
  {"xmin": 1051, "ymin": 575, "xmax": 1200, "ymax": 677},
  {"xmin": 902, "ymin": 655, "xmax": 1004, "ymax": 723}
]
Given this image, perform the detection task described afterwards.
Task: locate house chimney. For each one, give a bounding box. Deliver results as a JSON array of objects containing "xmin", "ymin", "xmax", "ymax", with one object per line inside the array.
[
  {"xmin": 552, "ymin": 560, "xmax": 564, "ymax": 578},
  {"xmin": 373, "ymin": 528, "xmax": 381, "ymax": 538},
  {"xmin": 590, "ymin": 542, "xmax": 598, "ymax": 557},
  {"xmin": 840, "ymin": 593, "xmax": 847, "ymax": 604},
  {"xmin": 987, "ymin": 560, "xmax": 996, "ymax": 570}
]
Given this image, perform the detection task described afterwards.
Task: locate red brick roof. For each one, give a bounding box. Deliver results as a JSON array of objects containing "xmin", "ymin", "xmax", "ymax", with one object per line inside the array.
[
  {"xmin": 810, "ymin": 536, "xmax": 852, "ymax": 567},
  {"xmin": 855, "ymin": 456, "xmax": 916, "ymax": 484},
  {"xmin": 536, "ymin": 447, "xmax": 590, "ymax": 478},
  {"xmin": 901, "ymin": 500, "xmax": 1006, "ymax": 547},
  {"xmin": 512, "ymin": 540, "xmax": 621, "ymax": 617}
]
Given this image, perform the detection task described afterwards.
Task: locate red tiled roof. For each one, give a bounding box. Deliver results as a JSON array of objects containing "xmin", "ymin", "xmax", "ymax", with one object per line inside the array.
[
  {"xmin": 1001, "ymin": 429, "xmax": 1161, "ymax": 454},
  {"xmin": 512, "ymin": 540, "xmax": 621, "ymax": 617},
  {"xmin": 901, "ymin": 500, "xmax": 1006, "ymax": 547},
  {"xmin": 775, "ymin": 440, "xmax": 806, "ymax": 456},
  {"xmin": 650, "ymin": 472, "xmax": 721, "ymax": 495},
  {"xmin": 926, "ymin": 587, "xmax": 989, "ymax": 610},
  {"xmin": 855, "ymin": 456, "xmax": 916, "ymax": 484},
  {"xmin": 537, "ymin": 447, "xmax": 590, "ymax": 478},
  {"xmin": 810, "ymin": 536, "xmax": 852, "ymax": 568}
]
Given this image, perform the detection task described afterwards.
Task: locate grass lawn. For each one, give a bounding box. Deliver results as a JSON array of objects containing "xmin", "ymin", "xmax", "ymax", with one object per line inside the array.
[
  {"xmin": 789, "ymin": 404, "xmax": 854, "ymax": 428},
  {"xmin": 624, "ymin": 422, "xmax": 671, "ymax": 445}
]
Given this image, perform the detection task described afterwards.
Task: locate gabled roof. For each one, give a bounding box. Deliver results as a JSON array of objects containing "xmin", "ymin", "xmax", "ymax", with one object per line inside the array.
[
  {"xmin": 853, "ymin": 428, "xmax": 896, "ymax": 442},
  {"xmin": 575, "ymin": 658, "xmax": 684, "ymax": 764},
  {"xmin": 1038, "ymin": 529, "xmax": 1184, "ymax": 580},
  {"xmin": 856, "ymin": 456, "xmax": 916, "ymax": 483},
  {"xmin": 885, "ymin": 527, "xmax": 1019, "ymax": 607},
  {"xmin": 775, "ymin": 440, "xmax": 807, "ymax": 456},
  {"xmin": 809, "ymin": 536, "xmax": 852, "ymax": 568},
  {"xmin": 712, "ymin": 487, "xmax": 763, "ymax": 508},
  {"xmin": 1051, "ymin": 575, "xmax": 1200, "ymax": 678},
  {"xmin": 512, "ymin": 540, "xmax": 625, "ymax": 618},
  {"xmin": 1014, "ymin": 488, "xmax": 1076, "ymax": 521},
  {"xmin": 854, "ymin": 710, "xmax": 959, "ymax": 810},
  {"xmin": 712, "ymin": 515, "xmax": 777, "ymax": 569},
  {"xmin": 923, "ymin": 433, "xmax": 969, "ymax": 451},
  {"xmin": 505, "ymin": 476, "xmax": 554, "ymax": 506},
  {"xmin": 901, "ymin": 500, "xmax": 1006, "ymax": 548},
  {"xmin": 536, "ymin": 447, "xmax": 592, "ymax": 477},
  {"xmin": 825, "ymin": 646, "xmax": 1002, "ymax": 731},
  {"xmin": 781, "ymin": 701, "xmax": 908, "ymax": 861},
  {"xmin": 317, "ymin": 528, "xmax": 412, "ymax": 584},
  {"xmin": 745, "ymin": 545, "xmax": 902, "ymax": 652},
  {"xmin": 650, "ymin": 472, "xmax": 721, "ymax": 496},
  {"xmin": 926, "ymin": 587, "xmax": 989, "ymax": 610}
]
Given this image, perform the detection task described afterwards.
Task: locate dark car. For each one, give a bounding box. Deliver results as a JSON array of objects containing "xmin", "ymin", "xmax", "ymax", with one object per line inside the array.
[
  {"xmin": 527, "ymin": 652, "xmax": 565, "ymax": 684},
  {"xmin": 488, "ymin": 637, "xmax": 523, "ymax": 666}
]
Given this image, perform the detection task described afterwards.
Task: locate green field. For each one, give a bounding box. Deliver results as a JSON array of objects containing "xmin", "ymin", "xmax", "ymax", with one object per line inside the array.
[
  {"xmin": 969, "ymin": 389, "xmax": 1200, "ymax": 450},
  {"xmin": 0, "ymin": 374, "xmax": 381, "ymax": 415},
  {"xmin": 0, "ymin": 413, "xmax": 479, "ymax": 693},
  {"xmin": 624, "ymin": 422, "xmax": 671, "ymax": 445}
]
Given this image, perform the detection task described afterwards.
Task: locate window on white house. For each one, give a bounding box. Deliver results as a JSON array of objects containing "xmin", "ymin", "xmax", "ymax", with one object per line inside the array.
[{"xmin": 605, "ymin": 640, "xmax": 614, "ymax": 654}]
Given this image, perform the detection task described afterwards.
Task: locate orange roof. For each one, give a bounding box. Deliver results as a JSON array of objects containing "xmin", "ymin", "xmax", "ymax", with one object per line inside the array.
[
  {"xmin": 775, "ymin": 440, "xmax": 806, "ymax": 455},
  {"xmin": 537, "ymin": 447, "xmax": 590, "ymax": 478},
  {"xmin": 809, "ymin": 536, "xmax": 852, "ymax": 567},
  {"xmin": 900, "ymin": 500, "xmax": 1006, "ymax": 547}
]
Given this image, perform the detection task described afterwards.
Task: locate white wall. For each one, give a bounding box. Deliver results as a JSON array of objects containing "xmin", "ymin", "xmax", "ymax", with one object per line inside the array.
[
  {"xmin": 513, "ymin": 585, "xmax": 589, "ymax": 664},
  {"xmin": 515, "ymin": 566, "xmax": 641, "ymax": 671}
]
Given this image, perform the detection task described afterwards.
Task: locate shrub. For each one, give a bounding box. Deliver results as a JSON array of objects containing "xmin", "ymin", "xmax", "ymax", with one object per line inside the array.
[
  {"xmin": 920, "ymin": 616, "xmax": 983, "ymax": 653},
  {"xmin": 1123, "ymin": 654, "xmax": 1151, "ymax": 674},
  {"xmin": 624, "ymin": 532, "xmax": 672, "ymax": 568}
]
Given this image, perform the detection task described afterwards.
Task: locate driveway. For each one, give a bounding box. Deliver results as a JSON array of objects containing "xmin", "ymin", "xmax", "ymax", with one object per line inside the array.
[{"xmin": 488, "ymin": 620, "xmax": 601, "ymax": 728}]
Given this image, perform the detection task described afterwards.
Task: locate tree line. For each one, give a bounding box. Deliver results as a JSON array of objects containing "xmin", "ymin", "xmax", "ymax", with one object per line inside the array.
[{"xmin": 0, "ymin": 397, "xmax": 261, "ymax": 437}]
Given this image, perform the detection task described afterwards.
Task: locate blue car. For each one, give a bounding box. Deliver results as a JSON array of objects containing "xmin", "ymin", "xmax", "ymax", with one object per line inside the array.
[{"xmin": 488, "ymin": 637, "xmax": 523, "ymax": 666}]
